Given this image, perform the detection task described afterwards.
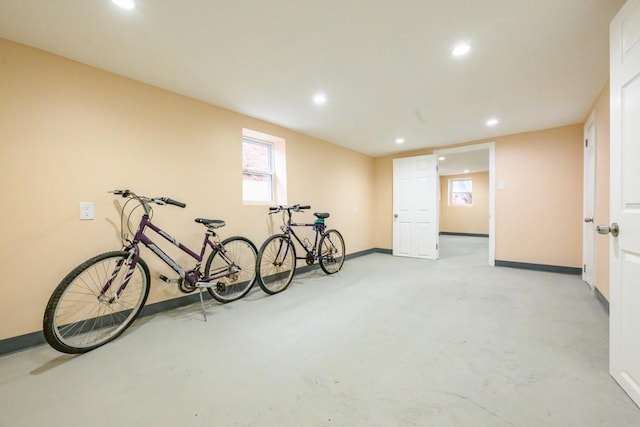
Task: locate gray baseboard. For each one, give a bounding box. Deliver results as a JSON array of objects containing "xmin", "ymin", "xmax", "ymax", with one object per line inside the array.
[
  {"xmin": 0, "ymin": 331, "xmax": 46, "ymax": 356},
  {"xmin": 0, "ymin": 248, "xmax": 391, "ymax": 356},
  {"xmin": 0, "ymin": 292, "xmax": 208, "ymax": 356},
  {"xmin": 373, "ymin": 248, "xmax": 393, "ymax": 254},
  {"xmin": 439, "ymin": 232, "xmax": 489, "ymax": 238},
  {"xmin": 594, "ymin": 287, "xmax": 609, "ymax": 315},
  {"xmin": 347, "ymin": 248, "xmax": 377, "ymax": 259},
  {"xmin": 495, "ymin": 260, "xmax": 582, "ymax": 275}
]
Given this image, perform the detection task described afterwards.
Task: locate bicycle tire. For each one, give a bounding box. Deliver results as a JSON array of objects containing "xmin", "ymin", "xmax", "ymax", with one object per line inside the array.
[
  {"xmin": 43, "ymin": 251, "xmax": 150, "ymax": 354},
  {"xmin": 318, "ymin": 229, "xmax": 345, "ymax": 274},
  {"xmin": 205, "ymin": 236, "xmax": 258, "ymax": 303},
  {"xmin": 257, "ymin": 234, "xmax": 296, "ymax": 295}
]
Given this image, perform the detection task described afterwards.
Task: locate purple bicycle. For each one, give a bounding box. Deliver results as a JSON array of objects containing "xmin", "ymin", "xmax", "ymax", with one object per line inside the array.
[
  {"xmin": 256, "ymin": 204, "xmax": 345, "ymax": 295},
  {"xmin": 43, "ymin": 190, "xmax": 257, "ymax": 354}
]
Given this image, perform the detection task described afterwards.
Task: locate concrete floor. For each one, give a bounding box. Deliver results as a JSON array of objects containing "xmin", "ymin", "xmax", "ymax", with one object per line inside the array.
[{"xmin": 1, "ymin": 236, "xmax": 639, "ymax": 426}]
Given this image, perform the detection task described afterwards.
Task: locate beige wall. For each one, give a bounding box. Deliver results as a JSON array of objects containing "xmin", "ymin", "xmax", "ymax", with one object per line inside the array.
[
  {"xmin": 0, "ymin": 39, "xmax": 375, "ymax": 340},
  {"xmin": 0, "ymin": 36, "xmax": 595, "ymax": 342},
  {"xmin": 373, "ymin": 125, "xmax": 583, "ymax": 268},
  {"xmin": 586, "ymin": 82, "xmax": 610, "ymax": 300},
  {"xmin": 494, "ymin": 125, "xmax": 583, "ymax": 266},
  {"xmin": 440, "ymin": 172, "xmax": 489, "ymax": 235}
]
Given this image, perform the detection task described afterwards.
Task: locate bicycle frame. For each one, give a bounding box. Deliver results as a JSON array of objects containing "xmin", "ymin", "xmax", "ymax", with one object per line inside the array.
[
  {"xmin": 281, "ymin": 211, "xmax": 326, "ymax": 261},
  {"xmin": 100, "ymin": 213, "xmax": 237, "ymax": 299}
]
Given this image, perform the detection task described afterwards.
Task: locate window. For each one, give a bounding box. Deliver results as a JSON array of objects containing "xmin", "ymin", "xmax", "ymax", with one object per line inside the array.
[
  {"xmin": 242, "ymin": 129, "xmax": 287, "ymax": 204},
  {"xmin": 242, "ymin": 138, "xmax": 273, "ymax": 203},
  {"xmin": 449, "ymin": 178, "xmax": 473, "ymax": 206}
]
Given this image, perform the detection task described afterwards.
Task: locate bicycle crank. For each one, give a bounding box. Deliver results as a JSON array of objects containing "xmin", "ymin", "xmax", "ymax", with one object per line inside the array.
[{"xmin": 306, "ymin": 252, "xmax": 315, "ymax": 265}]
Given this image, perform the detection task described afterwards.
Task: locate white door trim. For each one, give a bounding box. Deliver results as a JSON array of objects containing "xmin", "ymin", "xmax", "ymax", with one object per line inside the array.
[
  {"xmin": 434, "ymin": 142, "xmax": 496, "ymax": 266},
  {"xmin": 582, "ymin": 113, "xmax": 596, "ymax": 291}
]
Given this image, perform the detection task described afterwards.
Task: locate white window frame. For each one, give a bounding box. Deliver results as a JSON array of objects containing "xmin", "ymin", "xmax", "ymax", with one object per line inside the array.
[
  {"xmin": 242, "ymin": 128, "xmax": 287, "ymax": 205},
  {"xmin": 242, "ymin": 137, "xmax": 274, "ymax": 203},
  {"xmin": 448, "ymin": 178, "xmax": 473, "ymax": 207}
]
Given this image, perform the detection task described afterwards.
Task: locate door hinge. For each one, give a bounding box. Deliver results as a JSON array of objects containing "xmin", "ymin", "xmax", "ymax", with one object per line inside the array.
[
  {"xmin": 583, "ymin": 264, "xmax": 587, "ymax": 273},
  {"xmin": 436, "ymin": 165, "xmax": 439, "ymax": 172},
  {"xmin": 436, "ymin": 243, "xmax": 439, "ymax": 250},
  {"xmin": 585, "ymin": 138, "xmax": 589, "ymax": 148}
]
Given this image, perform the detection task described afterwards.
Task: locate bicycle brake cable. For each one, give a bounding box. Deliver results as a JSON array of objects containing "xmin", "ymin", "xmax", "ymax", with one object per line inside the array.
[
  {"xmin": 119, "ymin": 196, "xmax": 149, "ymax": 244},
  {"xmin": 120, "ymin": 197, "xmax": 135, "ymax": 245}
]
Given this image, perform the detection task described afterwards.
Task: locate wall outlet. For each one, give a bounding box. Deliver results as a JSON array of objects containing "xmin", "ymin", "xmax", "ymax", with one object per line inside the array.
[
  {"xmin": 497, "ymin": 180, "xmax": 506, "ymax": 190},
  {"xmin": 80, "ymin": 202, "xmax": 95, "ymax": 220}
]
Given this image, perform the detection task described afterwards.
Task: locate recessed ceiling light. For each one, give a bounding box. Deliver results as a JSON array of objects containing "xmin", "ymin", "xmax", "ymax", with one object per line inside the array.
[
  {"xmin": 486, "ymin": 118, "xmax": 499, "ymax": 126},
  {"xmin": 452, "ymin": 44, "xmax": 471, "ymax": 57},
  {"xmin": 464, "ymin": 169, "xmax": 470, "ymax": 173},
  {"xmin": 438, "ymin": 156, "xmax": 446, "ymax": 161},
  {"xmin": 112, "ymin": 0, "xmax": 135, "ymax": 9},
  {"xmin": 395, "ymin": 138, "xmax": 405, "ymax": 144},
  {"xmin": 313, "ymin": 93, "xmax": 327, "ymax": 105}
]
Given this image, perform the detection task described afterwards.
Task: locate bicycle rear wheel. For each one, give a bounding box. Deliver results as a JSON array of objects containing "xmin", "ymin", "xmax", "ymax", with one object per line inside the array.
[
  {"xmin": 257, "ymin": 234, "xmax": 296, "ymax": 294},
  {"xmin": 205, "ymin": 236, "xmax": 257, "ymax": 303},
  {"xmin": 318, "ymin": 229, "xmax": 345, "ymax": 274},
  {"xmin": 43, "ymin": 251, "xmax": 150, "ymax": 354}
]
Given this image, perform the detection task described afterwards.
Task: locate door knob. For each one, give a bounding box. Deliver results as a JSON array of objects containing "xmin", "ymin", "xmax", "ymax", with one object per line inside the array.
[
  {"xmin": 596, "ymin": 223, "xmax": 619, "ymax": 237},
  {"xmin": 584, "ymin": 217, "xmax": 593, "ymax": 223},
  {"xmin": 394, "ymin": 213, "xmax": 398, "ymax": 218}
]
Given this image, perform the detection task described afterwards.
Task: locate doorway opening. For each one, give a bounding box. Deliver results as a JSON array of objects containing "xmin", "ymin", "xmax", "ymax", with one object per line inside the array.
[{"xmin": 434, "ymin": 142, "xmax": 495, "ymax": 266}]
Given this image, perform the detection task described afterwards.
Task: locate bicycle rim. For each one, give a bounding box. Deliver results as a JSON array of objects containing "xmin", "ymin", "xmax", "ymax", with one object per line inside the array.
[
  {"xmin": 258, "ymin": 235, "xmax": 296, "ymax": 294},
  {"xmin": 319, "ymin": 229, "xmax": 345, "ymax": 274},
  {"xmin": 206, "ymin": 236, "xmax": 257, "ymax": 303},
  {"xmin": 44, "ymin": 252, "xmax": 150, "ymax": 353}
]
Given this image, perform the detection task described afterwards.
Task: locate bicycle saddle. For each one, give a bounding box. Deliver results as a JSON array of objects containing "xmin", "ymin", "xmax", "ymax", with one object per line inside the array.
[
  {"xmin": 195, "ymin": 218, "xmax": 226, "ymax": 229},
  {"xmin": 314, "ymin": 212, "xmax": 330, "ymax": 219}
]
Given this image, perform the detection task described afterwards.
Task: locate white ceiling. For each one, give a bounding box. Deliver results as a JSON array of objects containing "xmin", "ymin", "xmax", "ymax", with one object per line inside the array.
[
  {"xmin": 0, "ymin": 0, "xmax": 623, "ymax": 157},
  {"xmin": 438, "ymin": 150, "xmax": 489, "ymax": 176}
]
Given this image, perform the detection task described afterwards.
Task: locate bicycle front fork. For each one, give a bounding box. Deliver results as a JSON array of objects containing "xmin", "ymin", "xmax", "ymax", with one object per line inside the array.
[{"xmin": 99, "ymin": 249, "xmax": 138, "ymax": 302}]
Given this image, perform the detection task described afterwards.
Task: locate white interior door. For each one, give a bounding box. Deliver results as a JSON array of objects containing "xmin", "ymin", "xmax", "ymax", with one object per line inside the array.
[
  {"xmin": 392, "ymin": 155, "xmax": 438, "ymax": 259},
  {"xmin": 610, "ymin": 0, "xmax": 640, "ymax": 407},
  {"xmin": 582, "ymin": 117, "xmax": 596, "ymax": 288}
]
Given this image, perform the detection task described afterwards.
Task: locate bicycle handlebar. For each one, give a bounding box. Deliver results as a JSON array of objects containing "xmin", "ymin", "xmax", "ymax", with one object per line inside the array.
[
  {"xmin": 112, "ymin": 189, "xmax": 131, "ymax": 197},
  {"xmin": 268, "ymin": 204, "xmax": 311, "ymax": 214},
  {"xmin": 159, "ymin": 197, "xmax": 186, "ymax": 208},
  {"xmin": 110, "ymin": 190, "xmax": 186, "ymax": 208}
]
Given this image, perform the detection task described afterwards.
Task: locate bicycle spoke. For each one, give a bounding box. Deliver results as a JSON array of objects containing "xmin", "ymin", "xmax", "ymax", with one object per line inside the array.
[
  {"xmin": 319, "ymin": 230, "xmax": 345, "ymax": 274},
  {"xmin": 44, "ymin": 252, "xmax": 150, "ymax": 353},
  {"xmin": 206, "ymin": 237, "xmax": 257, "ymax": 303},
  {"xmin": 257, "ymin": 235, "xmax": 295, "ymax": 294}
]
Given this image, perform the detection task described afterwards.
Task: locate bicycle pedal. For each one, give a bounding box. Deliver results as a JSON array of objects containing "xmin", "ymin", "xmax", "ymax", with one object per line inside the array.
[
  {"xmin": 159, "ymin": 274, "xmax": 180, "ymax": 284},
  {"xmin": 195, "ymin": 281, "xmax": 213, "ymax": 289}
]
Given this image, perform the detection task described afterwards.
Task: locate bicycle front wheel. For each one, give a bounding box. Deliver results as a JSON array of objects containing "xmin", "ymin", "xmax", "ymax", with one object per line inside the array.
[
  {"xmin": 43, "ymin": 251, "xmax": 150, "ymax": 354},
  {"xmin": 318, "ymin": 229, "xmax": 345, "ymax": 274},
  {"xmin": 257, "ymin": 234, "xmax": 296, "ymax": 295},
  {"xmin": 205, "ymin": 236, "xmax": 258, "ymax": 303}
]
